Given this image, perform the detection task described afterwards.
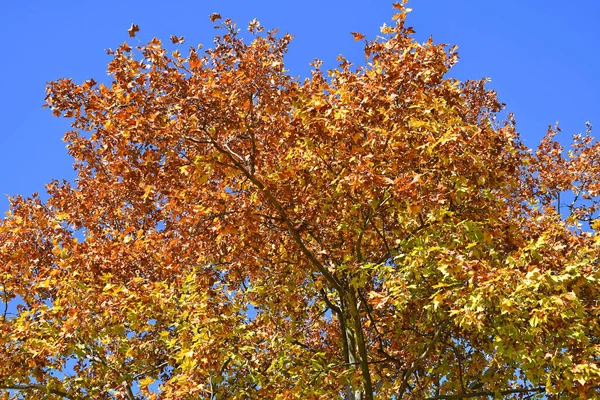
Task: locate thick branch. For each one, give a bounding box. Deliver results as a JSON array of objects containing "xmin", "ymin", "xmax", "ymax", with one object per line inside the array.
[
  {"xmin": 0, "ymin": 384, "xmax": 74, "ymax": 399},
  {"xmin": 124, "ymin": 381, "xmax": 136, "ymax": 400}
]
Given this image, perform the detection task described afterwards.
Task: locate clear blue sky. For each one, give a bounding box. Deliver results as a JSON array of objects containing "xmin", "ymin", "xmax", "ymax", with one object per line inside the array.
[{"xmin": 1, "ymin": 1, "xmax": 598, "ymax": 213}]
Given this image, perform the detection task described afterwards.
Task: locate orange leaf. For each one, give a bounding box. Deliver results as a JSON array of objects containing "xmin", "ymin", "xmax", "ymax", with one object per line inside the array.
[{"xmin": 351, "ymin": 32, "xmax": 366, "ymax": 42}]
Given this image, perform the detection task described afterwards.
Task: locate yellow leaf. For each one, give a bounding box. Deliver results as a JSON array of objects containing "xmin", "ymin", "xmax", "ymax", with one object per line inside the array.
[
  {"xmin": 56, "ymin": 212, "xmax": 69, "ymax": 221},
  {"xmin": 139, "ymin": 376, "xmax": 154, "ymax": 389},
  {"xmin": 159, "ymin": 330, "xmax": 170, "ymax": 340}
]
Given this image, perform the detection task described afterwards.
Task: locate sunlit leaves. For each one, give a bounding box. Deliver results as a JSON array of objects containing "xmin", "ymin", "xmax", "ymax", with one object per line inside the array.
[{"xmin": 1, "ymin": 3, "xmax": 599, "ymax": 400}]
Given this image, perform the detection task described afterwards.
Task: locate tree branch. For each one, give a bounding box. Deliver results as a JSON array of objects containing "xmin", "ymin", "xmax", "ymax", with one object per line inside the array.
[
  {"xmin": 0, "ymin": 384, "xmax": 74, "ymax": 399},
  {"xmin": 425, "ymin": 385, "xmax": 546, "ymax": 399},
  {"xmin": 123, "ymin": 381, "xmax": 136, "ymax": 400},
  {"xmin": 131, "ymin": 361, "xmax": 169, "ymax": 381}
]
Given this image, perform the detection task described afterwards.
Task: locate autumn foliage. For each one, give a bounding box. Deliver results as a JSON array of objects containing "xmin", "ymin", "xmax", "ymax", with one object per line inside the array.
[{"xmin": 1, "ymin": 3, "xmax": 599, "ymax": 399}]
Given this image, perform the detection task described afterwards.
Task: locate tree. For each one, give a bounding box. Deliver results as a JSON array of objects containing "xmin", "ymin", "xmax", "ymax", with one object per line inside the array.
[{"xmin": 1, "ymin": 3, "xmax": 599, "ymax": 399}]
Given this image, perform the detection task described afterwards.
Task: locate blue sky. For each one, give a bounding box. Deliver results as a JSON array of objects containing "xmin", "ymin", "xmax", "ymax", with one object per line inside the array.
[{"xmin": 0, "ymin": 1, "xmax": 598, "ymax": 213}]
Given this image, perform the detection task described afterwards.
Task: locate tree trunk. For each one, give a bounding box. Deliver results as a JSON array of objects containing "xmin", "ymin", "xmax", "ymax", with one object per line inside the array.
[
  {"xmin": 346, "ymin": 289, "xmax": 374, "ymax": 400},
  {"xmin": 335, "ymin": 287, "xmax": 373, "ymax": 400}
]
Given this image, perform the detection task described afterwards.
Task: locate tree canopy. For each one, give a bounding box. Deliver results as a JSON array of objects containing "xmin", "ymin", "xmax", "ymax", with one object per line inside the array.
[{"xmin": 1, "ymin": 3, "xmax": 599, "ymax": 399}]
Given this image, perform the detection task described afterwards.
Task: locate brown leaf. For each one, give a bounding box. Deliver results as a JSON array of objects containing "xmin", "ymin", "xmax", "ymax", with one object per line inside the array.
[
  {"xmin": 128, "ymin": 23, "xmax": 140, "ymax": 38},
  {"xmin": 170, "ymin": 35, "xmax": 185, "ymax": 44}
]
